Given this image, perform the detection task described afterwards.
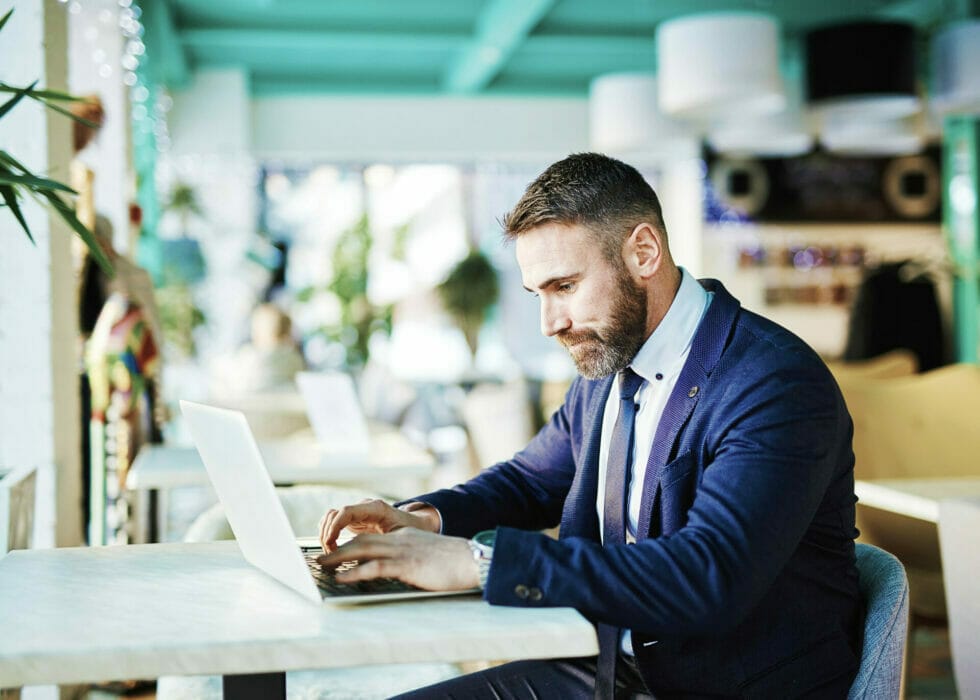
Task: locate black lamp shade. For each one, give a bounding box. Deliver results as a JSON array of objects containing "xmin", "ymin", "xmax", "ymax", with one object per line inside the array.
[{"xmin": 806, "ymin": 22, "xmax": 917, "ymax": 103}]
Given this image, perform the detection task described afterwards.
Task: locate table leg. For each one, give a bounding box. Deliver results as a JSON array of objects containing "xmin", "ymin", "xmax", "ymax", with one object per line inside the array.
[{"xmin": 222, "ymin": 672, "xmax": 285, "ymax": 700}]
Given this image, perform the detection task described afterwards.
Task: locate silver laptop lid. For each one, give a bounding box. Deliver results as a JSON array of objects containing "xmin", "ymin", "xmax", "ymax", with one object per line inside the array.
[
  {"xmin": 179, "ymin": 400, "xmax": 322, "ymax": 603},
  {"xmin": 295, "ymin": 371, "xmax": 370, "ymax": 457}
]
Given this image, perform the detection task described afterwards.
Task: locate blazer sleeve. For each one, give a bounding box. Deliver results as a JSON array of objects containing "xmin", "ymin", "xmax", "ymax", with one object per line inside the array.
[
  {"xmin": 408, "ymin": 379, "xmax": 584, "ymax": 537},
  {"xmin": 483, "ymin": 357, "xmax": 852, "ymax": 638}
]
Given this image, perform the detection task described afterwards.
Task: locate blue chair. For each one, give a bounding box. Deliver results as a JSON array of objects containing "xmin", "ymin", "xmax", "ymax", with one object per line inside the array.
[{"xmin": 848, "ymin": 543, "xmax": 910, "ymax": 700}]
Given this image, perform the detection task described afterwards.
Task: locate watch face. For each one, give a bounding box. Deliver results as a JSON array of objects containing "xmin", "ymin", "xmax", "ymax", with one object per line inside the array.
[{"xmin": 474, "ymin": 529, "xmax": 496, "ymax": 548}]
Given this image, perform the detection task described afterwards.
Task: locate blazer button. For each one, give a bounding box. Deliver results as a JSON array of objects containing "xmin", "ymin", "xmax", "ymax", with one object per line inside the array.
[
  {"xmin": 528, "ymin": 587, "xmax": 543, "ymax": 602},
  {"xmin": 514, "ymin": 584, "xmax": 530, "ymax": 600},
  {"xmin": 688, "ymin": 386, "xmax": 699, "ymax": 398}
]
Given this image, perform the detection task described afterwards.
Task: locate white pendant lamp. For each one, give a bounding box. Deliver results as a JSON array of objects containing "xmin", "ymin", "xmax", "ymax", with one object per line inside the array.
[
  {"xmin": 820, "ymin": 113, "xmax": 925, "ymax": 156},
  {"xmin": 931, "ymin": 20, "xmax": 980, "ymax": 115},
  {"xmin": 657, "ymin": 13, "xmax": 786, "ymax": 121},
  {"xmin": 589, "ymin": 73, "xmax": 698, "ymax": 161},
  {"xmin": 708, "ymin": 79, "xmax": 814, "ymax": 157}
]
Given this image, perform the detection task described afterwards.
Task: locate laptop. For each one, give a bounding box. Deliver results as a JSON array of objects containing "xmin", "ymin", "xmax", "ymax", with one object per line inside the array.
[
  {"xmin": 180, "ymin": 399, "xmax": 479, "ymax": 605},
  {"xmin": 295, "ymin": 371, "xmax": 370, "ymax": 463}
]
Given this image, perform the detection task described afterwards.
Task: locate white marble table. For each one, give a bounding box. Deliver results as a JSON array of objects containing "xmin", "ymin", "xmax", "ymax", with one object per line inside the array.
[
  {"xmin": 855, "ymin": 477, "xmax": 980, "ymax": 523},
  {"xmin": 0, "ymin": 541, "xmax": 598, "ymax": 696}
]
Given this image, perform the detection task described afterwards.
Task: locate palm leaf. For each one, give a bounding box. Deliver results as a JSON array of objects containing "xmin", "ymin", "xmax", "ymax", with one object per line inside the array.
[
  {"xmin": 37, "ymin": 97, "xmax": 98, "ymax": 128},
  {"xmin": 0, "ymin": 84, "xmax": 86, "ymax": 102},
  {"xmin": 40, "ymin": 191, "xmax": 113, "ymax": 275},
  {"xmin": 0, "ymin": 167, "xmax": 76, "ymax": 193},
  {"xmin": 0, "ymin": 184, "xmax": 33, "ymax": 245},
  {"xmin": 0, "ymin": 80, "xmax": 38, "ymax": 121}
]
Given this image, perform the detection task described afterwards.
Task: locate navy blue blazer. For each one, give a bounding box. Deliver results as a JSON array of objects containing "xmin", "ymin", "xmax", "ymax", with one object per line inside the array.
[{"xmin": 415, "ymin": 280, "xmax": 862, "ymax": 698}]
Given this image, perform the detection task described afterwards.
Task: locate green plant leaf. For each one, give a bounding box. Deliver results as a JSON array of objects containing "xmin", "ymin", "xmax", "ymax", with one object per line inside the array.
[
  {"xmin": 0, "ymin": 84, "xmax": 87, "ymax": 102},
  {"xmin": 0, "ymin": 80, "xmax": 37, "ymax": 121},
  {"xmin": 0, "ymin": 184, "xmax": 34, "ymax": 245},
  {"xmin": 40, "ymin": 190, "xmax": 113, "ymax": 276},
  {"xmin": 37, "ymin": 97, "xmax": 99, "ymax": 128},
  {"xmin": 0, "ymin": 166, "xmax": 76, "ymax": 193},
  {"xmin": 0, "ymin": 9, "xmax": 12, "ymax": 33}
]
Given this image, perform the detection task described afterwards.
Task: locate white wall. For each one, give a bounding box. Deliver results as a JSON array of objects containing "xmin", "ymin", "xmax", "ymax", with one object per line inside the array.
[
  {"xmin": 250, "ymin": 95, "xmax": 590, "ymax": 163},
  {"xmin": 0, "ymin": 0, "xmax": 82, "ymax": 550}
]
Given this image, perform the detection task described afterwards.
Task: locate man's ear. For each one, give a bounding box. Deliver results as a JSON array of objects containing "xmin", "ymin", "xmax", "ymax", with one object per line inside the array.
[{"xmin": 625, "ymin": 223, "xmax": 665, "ymax": 279}]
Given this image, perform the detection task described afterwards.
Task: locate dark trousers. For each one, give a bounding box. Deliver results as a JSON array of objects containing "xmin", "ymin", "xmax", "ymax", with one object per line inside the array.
[{"xmin": 392, "ymin": 654, "xmax": 653, "ymax": 700}]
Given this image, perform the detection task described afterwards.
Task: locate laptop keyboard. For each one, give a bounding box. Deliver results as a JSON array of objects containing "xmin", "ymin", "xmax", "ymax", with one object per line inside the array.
[{"xmin": 303, "ymin": 550, "xmax": 421, "ymax": 598}]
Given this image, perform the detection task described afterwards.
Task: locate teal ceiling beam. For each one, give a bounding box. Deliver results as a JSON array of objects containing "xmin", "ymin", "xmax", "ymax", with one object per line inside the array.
[
  {"xmin": 443, "ymin": 0, "xmax": 557, "ymax": 93},
  {"xmin": 142, "ymin": 0, "xmax": 189, "ymax": 90},
  {"xmin": 180, "ymin": 29, "xmax": 465, "ymax": 54}
]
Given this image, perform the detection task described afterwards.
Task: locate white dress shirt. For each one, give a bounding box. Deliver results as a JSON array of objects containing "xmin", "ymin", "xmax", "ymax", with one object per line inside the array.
[{"xmin": 594, "ymin": 269, "xmax": 712, "ymax": 654}]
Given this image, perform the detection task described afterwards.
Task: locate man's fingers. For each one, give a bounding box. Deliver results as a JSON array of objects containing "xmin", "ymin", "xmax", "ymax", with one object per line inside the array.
[
  {"xmin": 317, "ymin": 533, "xmax": 397, "ymax": 567},
  {"xmin": 335, "ymin": 558, "xmax": 397, "ymax": 583}
]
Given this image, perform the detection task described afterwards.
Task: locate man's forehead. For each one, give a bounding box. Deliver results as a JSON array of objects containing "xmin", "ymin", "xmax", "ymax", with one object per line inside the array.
[{"xmin": 516, "ymin": 224, "xmax": 602, "ymax": 287}]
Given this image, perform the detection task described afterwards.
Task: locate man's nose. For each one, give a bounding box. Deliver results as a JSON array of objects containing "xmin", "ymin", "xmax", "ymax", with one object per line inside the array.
[{"xmin": 540, "ymin": 298, "xmax": 571, "ymax": 337}]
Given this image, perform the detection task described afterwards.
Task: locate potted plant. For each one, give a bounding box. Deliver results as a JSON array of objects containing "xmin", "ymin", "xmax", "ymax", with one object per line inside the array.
[
  {"xmin": 437, "ymin": 248, "xmax": 499, "ymax": 358},
  {"xmin": 0, "ymin": 9, "xmax": 111, "ymax": 274}
]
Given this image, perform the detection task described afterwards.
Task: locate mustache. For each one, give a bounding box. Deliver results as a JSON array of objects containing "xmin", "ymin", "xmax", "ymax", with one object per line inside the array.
[{"xmin": 557, "ymin": 328, "xmax": 602, "ymax": 348}]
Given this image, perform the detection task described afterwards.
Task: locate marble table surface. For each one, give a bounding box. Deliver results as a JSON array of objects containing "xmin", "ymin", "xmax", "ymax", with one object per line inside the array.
[
  {"xmin": 127, "ymin": 429, "xmax": 434, "ymax": 491},
  {"xmin": 855, "ymin": 476, "xmax": 980, "ymax": 523},
  {"xmin": 0, "ymin": 541, "xmax": 597, "ymax": 688}
]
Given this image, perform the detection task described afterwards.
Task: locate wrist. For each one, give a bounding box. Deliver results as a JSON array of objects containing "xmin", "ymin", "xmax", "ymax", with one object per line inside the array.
[
  {"xmin": 397, "ymin": 501, "xmax": 442, "ymax": 533},
  {"xmin": 468, "ymin": 529, "xmax": 496, "ymax": 590}
]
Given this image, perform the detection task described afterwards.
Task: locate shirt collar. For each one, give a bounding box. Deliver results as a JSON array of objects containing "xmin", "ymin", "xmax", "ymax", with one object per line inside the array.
[{"xmin": 630, "ymin": 268, "xmax": 710, "ymax": 383}]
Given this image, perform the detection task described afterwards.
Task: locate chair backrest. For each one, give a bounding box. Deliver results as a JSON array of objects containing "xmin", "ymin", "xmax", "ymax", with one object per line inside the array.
[
  {"xmin": 0, "ymin": 465, "xmax": 36, "ymax": 556},
  {"xmin": 938, "ymin": 497, "xmax": 980, "ymax": 700},
  {"xmin": 184, "ymin": 484, "xmax": 381, "ymax": 542},
  {"xmin": 835, "ymin": 363, "xmax": 980, "ymax": 480},
  {"xmin": 848, "ymin": 543, "xmax": 910, "ymax": 700},
  {"xmin": 826, "ymin": 349, "xmax": 919, "ymax": 382}
]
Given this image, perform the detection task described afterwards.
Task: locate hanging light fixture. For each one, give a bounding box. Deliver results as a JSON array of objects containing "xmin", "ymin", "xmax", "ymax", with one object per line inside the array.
[
  {"xmin": 589, "ymin": 72, "xmax": 698, "ymax": 161},
  {"xmin": 806, "ymin": 21, "xmax": 920, "ymax": 123},
  {"xmin": 657, "ymin": 13, "xmax": 785, "ymax": 121},
  {"xmin": 708, "ymin": 78, "xmax": 814, "ymax": 157},
  {"xmin": 820, "ymin": 113, "xmax": 927, "ymax": 156},
  {"xmin": 931, "ymin": 20, "xmax": 980, "ymax": 115}
]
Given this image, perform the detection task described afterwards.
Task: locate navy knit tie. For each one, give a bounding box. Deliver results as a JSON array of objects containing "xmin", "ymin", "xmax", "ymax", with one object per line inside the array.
[
  {"xmin": 602, "ymin": 367, "xmax": 644, "ymax": 545},
  {"xmin": 595, "ymin": 367, "xmax": 644, "ymax": 700}
]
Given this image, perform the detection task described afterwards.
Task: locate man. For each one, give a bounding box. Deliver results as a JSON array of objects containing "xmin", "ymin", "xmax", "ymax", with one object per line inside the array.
[{"xmin": 318, "ymin": 153, "xmax": 862, "ymax": 698}]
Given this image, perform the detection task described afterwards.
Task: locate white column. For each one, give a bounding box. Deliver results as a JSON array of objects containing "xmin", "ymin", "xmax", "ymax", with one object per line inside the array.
[
  {"xmin": 659, "ymin": 158, "xmax": 706, "ymax": 277},
  {"xmin": 67, "ymin": 0, "xmax": 132, "ymax": 254},
  {"xmin": 0, "ymin": 0, "xmax": 83, "ymax": 549}
]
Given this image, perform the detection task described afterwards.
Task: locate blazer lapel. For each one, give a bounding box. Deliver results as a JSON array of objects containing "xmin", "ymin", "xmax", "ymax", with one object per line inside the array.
[
  {"xmin": 637, "ymin": 279, "xmax": 741, "ymax": 540},
  {"xmin": 559, "ymin": 374, "xmax": 614, "ymax": 541}
]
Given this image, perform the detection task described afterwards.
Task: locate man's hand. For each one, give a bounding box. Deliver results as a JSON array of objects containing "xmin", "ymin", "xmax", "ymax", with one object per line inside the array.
[
  {"xmin": 317, "ymin": 529, "xmax": 480, "ymax": 592},
  {"xmin": 318, "ymin": 499, "xmax": 440, "ymax": 553}
]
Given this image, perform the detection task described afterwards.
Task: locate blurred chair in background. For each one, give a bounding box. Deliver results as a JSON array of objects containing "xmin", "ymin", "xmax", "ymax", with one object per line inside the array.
[
  {"xmin": 826, "ymin": 348, "xmax": 918, "ymax": 383},
  {"xmin": 157, "ymin": 484, "xmax": 461, "ymax": 700},
  {"xmin": 847, "ymin": 543, "xmax": 910, "ymax": 700},
  {"xmin": 834, "ymin": 363, "xmax": 980, "ymax": 641},
  {"xmin": 460, "ymin": 380, "xmax": 535, "ymax": 471},
  {"xmin": 0, "ymin": 465, "xmax": 36, "ymax": 556},
  {"xmin": 938, "ymin": 497, "xmax": 980, "ymax": 700}
]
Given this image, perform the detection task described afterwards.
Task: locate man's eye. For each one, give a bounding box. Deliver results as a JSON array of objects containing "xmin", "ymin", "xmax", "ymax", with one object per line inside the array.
[{"xmin": 557, "ymin": 282, "xmax": 576, "ymax": 293}]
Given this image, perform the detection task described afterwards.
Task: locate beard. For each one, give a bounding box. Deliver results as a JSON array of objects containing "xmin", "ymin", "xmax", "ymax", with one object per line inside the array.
[{"xmin": 556, "ymin": 269, "xmax": 648, "ymax": 380}]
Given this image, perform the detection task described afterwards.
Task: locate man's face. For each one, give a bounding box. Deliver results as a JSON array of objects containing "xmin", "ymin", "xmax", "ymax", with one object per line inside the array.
[{"xmin": 516, "ymin": 223, "xmax": 648, "ymax": 380}]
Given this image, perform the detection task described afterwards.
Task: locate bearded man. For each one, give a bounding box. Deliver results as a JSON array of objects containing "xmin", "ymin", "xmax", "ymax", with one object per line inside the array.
[{"xmin": 318, "ymin": 153, "xmax": 862, "ymax": 699}]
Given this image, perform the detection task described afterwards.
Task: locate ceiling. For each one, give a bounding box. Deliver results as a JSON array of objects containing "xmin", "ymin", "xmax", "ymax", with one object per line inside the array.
[{"xmin": 144, "ymin": 0, "xmax": 966, "ymax": 98}]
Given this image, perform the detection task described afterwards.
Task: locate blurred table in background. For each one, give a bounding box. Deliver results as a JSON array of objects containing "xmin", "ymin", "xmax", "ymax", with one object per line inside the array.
[
  {"xmin": 127, "ymin": 426, "xmax": 434, "ymax": 542},
  {"xmin": 855, "ymin": 477, "xmax": 980, "ymax": 523}
]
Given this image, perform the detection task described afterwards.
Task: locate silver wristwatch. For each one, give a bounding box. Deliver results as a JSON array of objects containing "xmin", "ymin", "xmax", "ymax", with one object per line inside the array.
[{"xmin": 468, "ymin": 529, "xmax": 496, "ymax": 590}]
